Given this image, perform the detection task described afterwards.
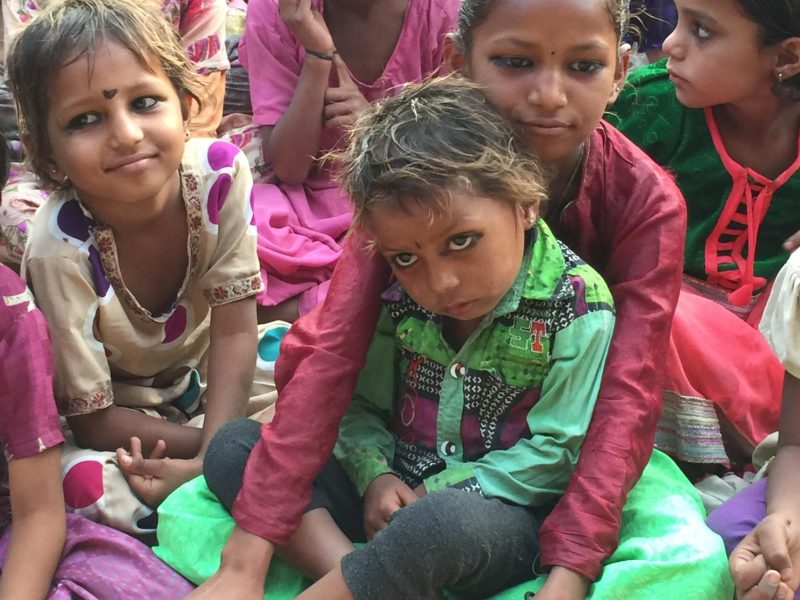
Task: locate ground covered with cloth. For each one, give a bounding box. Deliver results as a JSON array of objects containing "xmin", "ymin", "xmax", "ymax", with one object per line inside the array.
[{"xmin": 155, "ymin": 449, "xmax": 733, "ymax": 599}]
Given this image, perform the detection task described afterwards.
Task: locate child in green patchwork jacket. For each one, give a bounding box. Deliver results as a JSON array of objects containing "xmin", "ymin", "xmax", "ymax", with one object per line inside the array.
[{"xmin": 203, "ymin": 77, "xmax": 615, "ymax": 600}]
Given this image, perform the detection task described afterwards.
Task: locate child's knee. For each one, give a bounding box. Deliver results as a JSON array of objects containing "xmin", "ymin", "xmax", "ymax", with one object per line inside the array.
[
  {"xmin": 387, "ymin": 488, "xmax": 487, "ymax": 549},
  {"xmin": 203, "ymin": 417, "xmax": 262, "ymax": 511}
]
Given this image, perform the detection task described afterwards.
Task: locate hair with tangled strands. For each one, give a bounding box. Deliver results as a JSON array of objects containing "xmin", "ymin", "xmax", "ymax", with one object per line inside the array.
[
  {"xmin": 6, "ymin": 0, "xmax": 202, "ymax": 190},
  {"xmin": 337, "ymin": 76, "xmax": 547, "ymax": 231},
  {"xmin": 454, "ymin": 0, "xmax": 631, "ymax": 56},
  {"xmin": 736, "ymin": 0, "xmax": 800, "ymax": 98}
]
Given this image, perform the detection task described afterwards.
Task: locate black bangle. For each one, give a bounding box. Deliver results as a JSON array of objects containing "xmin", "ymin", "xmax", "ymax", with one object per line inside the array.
[{"xmin": 305, "ymin": 47, "xmax": 337, "ymax": 61}]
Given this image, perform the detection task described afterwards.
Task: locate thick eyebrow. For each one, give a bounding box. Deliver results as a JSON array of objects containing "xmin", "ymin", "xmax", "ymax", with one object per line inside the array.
[
  {"xmin": 492, "ymin": 36, "xmax": 610, "ymax": 53},
  {"xmin": 681, "ymin": 6, "xmax": 720, "ymax": 28}
]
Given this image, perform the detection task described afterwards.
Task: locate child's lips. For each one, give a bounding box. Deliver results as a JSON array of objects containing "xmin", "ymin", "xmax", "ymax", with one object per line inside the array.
[
  {"xmin": 667, "ymin": 69, "xmax": 688, "ymax": 86},
  {"xmin": 521, "ymin": 119, "xmax": 571, "ymax": 136},
  {"xmin": 442, "ymin": 299, "xmax": 476, "ymax": 317},
  {"xmin": 105, "ymin": 153, "xmax": 155, "ymax": 172}
]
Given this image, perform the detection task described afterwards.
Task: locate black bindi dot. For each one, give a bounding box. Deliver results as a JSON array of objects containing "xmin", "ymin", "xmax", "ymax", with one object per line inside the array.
[
  {"xmin": 102, "ymin": 89, "xmax": 118, "ymax": 99},
  {"xmin": 550, "ymin": 51, "xmax": 555, "ymax": 56}
]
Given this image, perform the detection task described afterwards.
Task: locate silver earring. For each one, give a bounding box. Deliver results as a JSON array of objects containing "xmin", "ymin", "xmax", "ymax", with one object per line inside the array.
[
  {"xmin": 50, "ymin": 166, "xmax": 65, "ymax": 181},
  {"xmin": 778, "ymin": 72, "xmax": 785, "ymax": 83}
]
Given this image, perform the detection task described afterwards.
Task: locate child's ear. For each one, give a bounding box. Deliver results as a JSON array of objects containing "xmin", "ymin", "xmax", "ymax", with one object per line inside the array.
[
  {"xmin": 179, "ymin": 92, "xmax": 193, "ymax": 127},
  {"xmin": 608, "ymin": 43, "xmax": 631, "ymax": 105},
  {"xmin": 519, "ymin": 204, "xmax": 538, "ymax": 230},
  {"xmin": 444, "ymin": 33, "xmax": 467, "ymax": 75},
  {"xmin": 46, "ymin": 160, "xmax": 67, "ymax": 185},
  {"xmin": 776, "ymin": 37, "xmax": 800, "ymax": 80}
]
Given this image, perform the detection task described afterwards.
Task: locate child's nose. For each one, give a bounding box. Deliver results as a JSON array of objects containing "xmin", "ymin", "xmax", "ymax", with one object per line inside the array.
[
  {"xmin": 428, "ymin": 264, "xmax": 460, "ymax": 296},
  {"xmin": 661, "ymin": 27, "xmax": 682, "ymax": 60},
  {"xmin": 528, "ymin": 69, "xmax": 568, "ymax": 111},
  {"xmin": 110, "ymin": 111, "xmax": 145, "ymax": 147}
]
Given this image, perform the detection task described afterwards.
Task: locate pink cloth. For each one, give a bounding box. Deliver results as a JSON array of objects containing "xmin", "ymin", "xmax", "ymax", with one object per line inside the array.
[
  {"xmin": 0, "ymin": 265, "xmax": 193, "ymax": 597},
  {"xmin": 663, "ymin": 282, "xmax": 783, "ymax": 452},
  {"xmin": 0, "ymin": 264, "xmax": 63, "ymax": 531},
  {"xmin": 0, "ymin": 513, "xmax": 194, "ymax": 599},
  {"xmin": 239, "ymin": 0, "xmax": 458, "ymax": 310}
]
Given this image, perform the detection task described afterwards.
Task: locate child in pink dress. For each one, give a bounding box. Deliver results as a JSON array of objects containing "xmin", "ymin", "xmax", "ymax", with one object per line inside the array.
[
  {"xmin": 0, "ymin": 132, "xmax": 193, "ymax": 600},
  {"xmin": 238, "ymin": 0, "xmax": 458, "ymax": 320}
]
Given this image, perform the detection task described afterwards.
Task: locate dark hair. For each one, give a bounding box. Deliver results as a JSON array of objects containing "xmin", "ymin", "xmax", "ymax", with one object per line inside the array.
[
  {"xmin": 455, "ymin": 0, "xmax": 631, "ymax": 55},
  {"xmin": 736, "ymin": 0, "xmax": 800, "ymax": 97},
  {"xmin": 6, "ymin": 0, "xmax": 201, "ymax": 190},
  {"xmin": 338, "ymin": 77, "xmax": 547, "ymax": 229},
  {"xmin": 0, "ymin": 132, "xmax": 9, "ymax": 190}
]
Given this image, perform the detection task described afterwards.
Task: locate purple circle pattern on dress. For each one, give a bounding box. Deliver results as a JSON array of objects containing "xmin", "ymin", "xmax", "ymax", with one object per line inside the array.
[
  {"xmin": 163, "ymin": 304, "xmax": 188, "ymax": 344},
  {"xmin": 207, "ymin": 141, "xmax": 238, "ymax": 172},
  {"xmin": 56, "ymin": 202, "xmax": 112, "ymax": 298},
  {"xmin": 57, "ymin": 200, "xmax": 91, "ymax": 242},
  {"xmin": 88, "ymin": 247, "xmax": 111, "ymax": 298},
  {"xmin": 206, "ymin": 174, "xmax": 232, "ymax": 226}
]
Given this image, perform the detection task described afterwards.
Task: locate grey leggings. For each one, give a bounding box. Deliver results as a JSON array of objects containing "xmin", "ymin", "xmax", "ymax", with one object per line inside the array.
[{"xmin": 204, "ymin": 418, "xmax": 543, "ymax": 600}]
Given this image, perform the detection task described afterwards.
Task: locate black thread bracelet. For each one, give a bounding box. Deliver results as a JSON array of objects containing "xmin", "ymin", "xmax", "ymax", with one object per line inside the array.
[{"xmin": 305, "ymin": 47, "xmax": 337, "ymax": 61}]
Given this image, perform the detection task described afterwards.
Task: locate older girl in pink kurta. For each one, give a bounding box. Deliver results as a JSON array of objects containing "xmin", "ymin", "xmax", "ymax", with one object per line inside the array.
[{"xmin": 239, "ymin": 0, "xmax": 458, "ymax": 316}]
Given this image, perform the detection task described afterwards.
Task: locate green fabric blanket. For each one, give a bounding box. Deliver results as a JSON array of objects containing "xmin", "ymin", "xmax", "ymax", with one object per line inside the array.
[{"xmin": 155, "ymin": 449, "xmax": 734, "ymax": 599}]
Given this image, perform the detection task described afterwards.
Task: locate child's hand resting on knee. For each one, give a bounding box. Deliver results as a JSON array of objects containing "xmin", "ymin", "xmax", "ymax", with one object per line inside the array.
[
  {"xmin": 730, "ymin": 513, "xmax": 800, "ymax": 600},
  {"xmin": 363, "ymin": 473, "xmax": 419, "ymax": 538},
  {"xmin": 117, "ymin": 436, "xmax": 203, "ymax": 507}
]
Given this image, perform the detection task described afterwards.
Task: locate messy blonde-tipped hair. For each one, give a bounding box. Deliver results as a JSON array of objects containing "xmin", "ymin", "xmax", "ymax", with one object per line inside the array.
[
  {"xmin": 6, "ymin": 0, "xmax": 202, "ymax": 190},
  {"xmin": 338, "ymin": 77, "xmax": 548, "ymax": 231}
]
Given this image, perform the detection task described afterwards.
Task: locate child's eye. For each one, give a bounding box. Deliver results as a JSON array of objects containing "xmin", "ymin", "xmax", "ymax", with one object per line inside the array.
[
  {"xmin": 690, "ymin": 22, "xmax": 712, "ymax": 41},
  {"xmin": 392, "ymin": 253, "xmax": 418, "ymax": 269},
  {"xmin": 132, "ymin": 96, "xmax": 160, "ymax": 111},
  {"xmin": 67, "ymin": 112, "xmax": 101, "ymax": 129},
  {"xmin": 448, "ymin": 233, "xmax": 479, "ymax": 251},
  {"xmin": 490, "ymin": 56, "xmax": 533, "ymax": 69},
  {"xmin": 569, "ymin": 60, "xmax": 603, "ymax": 74}
]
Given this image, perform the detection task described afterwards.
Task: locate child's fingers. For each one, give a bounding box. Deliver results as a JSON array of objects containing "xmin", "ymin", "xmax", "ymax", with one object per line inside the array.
[
  {"xmin": 754, "ymin": 570, "xmax": 782, "ymax": 599},
  {"xmin": 784, "ymin": 230, "xmax": 800, "ymax": 251},
  {"xmin": 738, "ymin": 568, "xmax": 782, "ymax": 600},
  {"xmin": 332, "ymin": 54, "xmax": 354, "ymax": 88},
  {"xmin": 149, "ymin": 439, "xmax": 167, "ymax": 460},
  {"xmin": 324, "ymin": 87, "xmax": 356, "ymax": 104},
  {"xmin": 324, "ymin": 114, "xmax": 356, "ymax": 130},
  {"xmin": 129, "ymin": 436, "xmax": 144, "ymax": 459},
  {"xmin": 322, "ymin": 97, "xmax": 354, "ymax": 118},
  {"xmin": 396, "ymin": 485, "xmax": 419, "ymax": 507},
  {"xmin": 733, "ymin": 552, "xmax": 771, "ymax": 593},
  {"xmin": 758, "ymin": 525, "xmax": 793, "ymax": 582}
]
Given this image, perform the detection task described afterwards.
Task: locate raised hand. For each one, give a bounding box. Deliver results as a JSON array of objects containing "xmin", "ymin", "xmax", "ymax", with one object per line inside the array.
[
  {"xmin": 323, "ymin": 55, "xmax": 370, "ymax": 130},
  {"xmin": 278, "ymin": 0, "xmax": 333, "ymax": 54},
  {"xmin": 116, "ymin": 436, "xmax": 202, "ymax": 507},
  {"xmin": 363, "ymin": 473, "xmax": 419, "ymax": 539}
]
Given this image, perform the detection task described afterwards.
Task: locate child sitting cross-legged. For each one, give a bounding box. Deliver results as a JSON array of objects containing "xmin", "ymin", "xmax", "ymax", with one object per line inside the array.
[{"xmin": 201, "ymin": 77, "xmax": 616, "ymax": 599}]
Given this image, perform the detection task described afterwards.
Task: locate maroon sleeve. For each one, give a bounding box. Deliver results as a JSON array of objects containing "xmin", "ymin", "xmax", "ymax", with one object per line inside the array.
[
  {"xmin": 231, "ymin": 231, "xmax": 391, "ymax": 542},
  {"xmin": 0, "ymin": 267, "xmax": 64, "ymax": 460},
  {"xmin": 537, "ymin": 125, "xmax": 687, "ymax": 579}
]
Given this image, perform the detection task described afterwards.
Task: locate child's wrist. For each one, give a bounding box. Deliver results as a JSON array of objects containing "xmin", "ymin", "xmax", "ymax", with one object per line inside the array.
[{"xmin": 304, "ymin": 46, "xmax": 337, "ymax": 61}]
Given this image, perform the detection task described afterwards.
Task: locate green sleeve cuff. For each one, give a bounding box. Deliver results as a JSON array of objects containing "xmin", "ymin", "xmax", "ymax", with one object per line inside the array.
[
  {"xmin": 337, "ymin": 445, "xmax": 395, "ymax": 496},
  {"xmin": 423, "ymin": 463, "xmax": 479, "ymax": 494}
]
